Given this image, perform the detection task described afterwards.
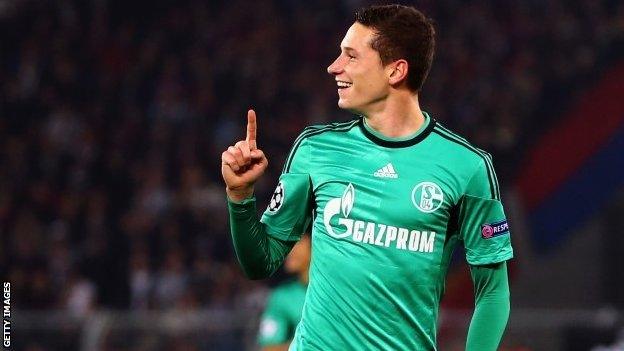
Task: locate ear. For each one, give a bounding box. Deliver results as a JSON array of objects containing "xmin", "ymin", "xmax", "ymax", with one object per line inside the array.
[{"xmin": 387, "ymin": 59, "xmax": 409, "ymax": 86}]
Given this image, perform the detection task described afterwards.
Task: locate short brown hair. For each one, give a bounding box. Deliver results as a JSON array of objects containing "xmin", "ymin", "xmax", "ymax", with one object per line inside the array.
[{"xmin": 355, "ymin": 4, "xmax": 435, "ymax": 92}]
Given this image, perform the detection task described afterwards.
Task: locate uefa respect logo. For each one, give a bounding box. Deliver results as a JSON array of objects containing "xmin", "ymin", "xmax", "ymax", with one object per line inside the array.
[{"xmin": 480, "ymin": 219, "xmax": 510, "ymax": 239}]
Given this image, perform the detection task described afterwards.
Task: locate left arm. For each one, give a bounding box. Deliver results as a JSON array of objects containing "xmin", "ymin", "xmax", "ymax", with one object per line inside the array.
[
  {"xmin": 457, "ymin": 155, "xmax": 514, "ymax": 350},
  {"xmin": 466, "ymin": 261, "xmax": 510, "ymax": 351}
]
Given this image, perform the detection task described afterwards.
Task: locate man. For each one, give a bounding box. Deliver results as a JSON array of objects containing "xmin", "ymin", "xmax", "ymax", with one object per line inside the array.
[
  {"xmin": 222, "ymin": 5, "xmax": 512, "ymax": 350},
  {"xmin": 257, "ymin": 234, "xmax": 310, "ymax": 351}
]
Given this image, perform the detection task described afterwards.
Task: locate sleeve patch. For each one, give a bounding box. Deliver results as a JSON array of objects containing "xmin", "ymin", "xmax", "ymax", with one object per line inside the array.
[
  {"xmin": 267, "ymin": 182, "xmax": 285, "ymax": 213},
  {"xmin": 481, "ymin": 219, "xmax": 509, "ymax": 239}
]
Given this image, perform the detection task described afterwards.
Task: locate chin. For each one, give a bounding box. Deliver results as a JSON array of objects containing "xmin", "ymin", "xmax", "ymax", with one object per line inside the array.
[
  {"xmin": 338, "ymin": 101, "xmax": 364, "ymax": 116},
  {"xmin": 338, "ymin": 99, "xmax": 358, "ymax": 111}
]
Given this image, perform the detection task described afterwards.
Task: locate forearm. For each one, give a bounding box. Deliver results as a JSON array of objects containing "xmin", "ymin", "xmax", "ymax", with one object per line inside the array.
[
  {"xmin": 228, "ymin": 196, "xmax": 294, "ymax": 279},
  {"xmin": 466, "ymin": 262, "xmax": 510, "ymax": 351}
]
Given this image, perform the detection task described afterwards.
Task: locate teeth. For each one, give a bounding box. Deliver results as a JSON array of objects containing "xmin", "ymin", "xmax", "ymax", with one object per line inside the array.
[{"xmin": 337, "ymin": 81, "xmax": 352, "ymax": 88}]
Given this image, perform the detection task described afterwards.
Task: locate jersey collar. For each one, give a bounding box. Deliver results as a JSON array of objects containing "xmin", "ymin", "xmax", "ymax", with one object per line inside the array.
[{"xmin": 359, "ymin": 111, "xmax": 436, "ymax": 148}]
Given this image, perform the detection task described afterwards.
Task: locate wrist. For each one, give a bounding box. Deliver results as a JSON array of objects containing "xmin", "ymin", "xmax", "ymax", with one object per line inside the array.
[{"xmin": 226, "ymin": 186, "xmax": 254, "ymax": 202}]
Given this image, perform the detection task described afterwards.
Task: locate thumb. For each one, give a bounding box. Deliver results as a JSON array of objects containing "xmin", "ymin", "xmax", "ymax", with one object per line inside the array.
[{"xmin": 250, "ymin": 149, "xmax": 265, "ymax": 160}]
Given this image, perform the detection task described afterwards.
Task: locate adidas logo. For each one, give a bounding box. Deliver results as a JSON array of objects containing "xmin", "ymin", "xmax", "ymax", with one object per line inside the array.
[{"xmin": 374, "ymin": 163, "xmax": 398, "ymax": 178}]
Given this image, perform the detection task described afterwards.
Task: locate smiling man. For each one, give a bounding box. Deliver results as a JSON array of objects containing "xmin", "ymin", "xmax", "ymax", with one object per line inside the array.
[{"xmin": 222, "ymin": 5, "xmax": 513, "ymax": 350}]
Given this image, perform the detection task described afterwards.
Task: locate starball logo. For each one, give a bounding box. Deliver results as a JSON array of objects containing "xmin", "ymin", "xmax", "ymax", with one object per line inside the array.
[{"xmin": 322, "ymin": 183, "xmax": 436, "ymax": 253}]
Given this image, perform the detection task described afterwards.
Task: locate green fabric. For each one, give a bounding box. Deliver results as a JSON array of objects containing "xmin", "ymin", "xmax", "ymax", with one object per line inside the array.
[
  {"xmin": 361, "ymin": 113, "xmax": 430, "ymax": 141},
  {"xmin": 229, "ymin": 112, "xmax": 514, "ymax": 350},
  {"xmin": 258, "ymin": 280, "xmax": 307, "ymax": 346},
  {"xmin": 466, "ymin": 262, "xmax": 510, "ymax": 351},
  {"xmin": 260, "ymin": 172, "xmax": 314, "ymax": 241},
  {"xmin": 228, "ymin": 197, "xmax": 294, "ymax": 279},
  {"xmin": 459, "ymin": 154, "xmax": 512, "ymax": 265}
]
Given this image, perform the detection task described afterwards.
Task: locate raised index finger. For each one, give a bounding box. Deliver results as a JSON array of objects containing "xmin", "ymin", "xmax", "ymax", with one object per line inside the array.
[{"xmin": 246, "ymin": 109, "xmax": 257, "ymax": 149}]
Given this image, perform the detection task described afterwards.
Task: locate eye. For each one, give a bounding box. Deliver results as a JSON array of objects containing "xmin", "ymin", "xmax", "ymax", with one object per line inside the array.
[{"xmin": 348, "ymin": 54, "xmax": 356, "ymax": 61}]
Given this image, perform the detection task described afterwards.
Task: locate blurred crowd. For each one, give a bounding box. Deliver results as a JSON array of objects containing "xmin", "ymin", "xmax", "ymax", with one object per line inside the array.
[{"xmin": 1, "ymin": 0, "xmax": 623, "ymax": 319}]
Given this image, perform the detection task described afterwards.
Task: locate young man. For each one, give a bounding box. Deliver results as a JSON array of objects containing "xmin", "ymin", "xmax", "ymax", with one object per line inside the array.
[
  {"xmin": 257, "ymin": 234, "xmax": 310, "ymax": 351},
  {"xmin": 222, "ymin": 5, "xmax": 513, "ymax": 350}
]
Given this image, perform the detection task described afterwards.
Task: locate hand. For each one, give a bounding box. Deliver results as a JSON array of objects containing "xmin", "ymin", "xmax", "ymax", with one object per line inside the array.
[{"xmin": 221, "ymin": 109, "xmax": 269, "ymax": 202}]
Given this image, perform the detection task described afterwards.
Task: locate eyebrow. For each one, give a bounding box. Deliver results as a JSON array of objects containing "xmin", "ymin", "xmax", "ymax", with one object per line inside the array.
[{"xmin": 341, "ymin": 46, "xmax": 358, "ymax": 54}]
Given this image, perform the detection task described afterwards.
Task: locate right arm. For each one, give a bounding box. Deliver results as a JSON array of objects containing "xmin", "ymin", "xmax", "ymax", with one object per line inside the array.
[
  {"xmin": 222, "ymin": 110, "xmax": 312, "ymax": 279},
  {"xmin": 228, "ymin": 197, "xmax": 294, "ymax": 279}
]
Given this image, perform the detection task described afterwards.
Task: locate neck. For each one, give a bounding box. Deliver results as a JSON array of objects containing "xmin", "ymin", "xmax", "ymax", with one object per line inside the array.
[{"xmin": 361, "ymin": 92, "xmax": 424, "ymax": 138}]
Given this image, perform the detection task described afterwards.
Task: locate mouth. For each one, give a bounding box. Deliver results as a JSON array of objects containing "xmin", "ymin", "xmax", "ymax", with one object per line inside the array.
[{"xmin": 336, "ymin": 80, "xmax": 353, "ymax": 90}]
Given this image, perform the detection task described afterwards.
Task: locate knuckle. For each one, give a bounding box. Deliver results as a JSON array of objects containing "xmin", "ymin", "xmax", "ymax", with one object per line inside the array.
[{"xmin": 229, "ymin": 148, "xmax": 241, "ymax": 157}]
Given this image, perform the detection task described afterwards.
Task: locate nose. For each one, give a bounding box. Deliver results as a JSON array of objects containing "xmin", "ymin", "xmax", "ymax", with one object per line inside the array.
[{"xmin": 327, "ymin": 56, "xmax": 343, "ymax": 75}]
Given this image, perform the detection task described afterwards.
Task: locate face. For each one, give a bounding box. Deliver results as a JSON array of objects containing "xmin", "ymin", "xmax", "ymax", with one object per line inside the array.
[
  {"xmin": 327, "ymin": 23, "xmax": 392, "ymax": 114},
  {"xmin": 284, "ymin": 235, "xmax": 311, "ymax": 274}
]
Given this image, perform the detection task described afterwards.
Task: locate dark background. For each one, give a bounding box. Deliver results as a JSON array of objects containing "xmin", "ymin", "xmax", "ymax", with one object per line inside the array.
[{"xmin": 1, "ymin": 0, "xmax": 624, "ymax": 350}]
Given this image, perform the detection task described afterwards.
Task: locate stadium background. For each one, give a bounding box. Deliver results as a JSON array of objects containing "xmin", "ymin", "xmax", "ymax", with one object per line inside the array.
[{"xmin": 1, "ymin": 0, "xmax": 623, "ymax": 350}]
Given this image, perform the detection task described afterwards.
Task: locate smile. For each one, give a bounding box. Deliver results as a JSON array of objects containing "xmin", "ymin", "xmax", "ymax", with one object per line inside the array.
[{"xmin": 337, "ymin": 81, "xmax": 353, "ymax": 89}]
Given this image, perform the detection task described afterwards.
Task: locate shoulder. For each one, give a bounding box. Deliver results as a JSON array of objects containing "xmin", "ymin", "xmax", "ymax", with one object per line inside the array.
[
  {"xmin": 431, "ymin": 122, "xmax": 501, "ymax": 199},
  {"xmin": 283, "ymin": 118, "xmax": 360, "ymax": 173},
  {"xmin": 429, "ymin": 120, "xmax": 493, "ymax": 167},
  {"xmin": 294, "ymin": 118, "xmax": 360, "ymax": 143}
]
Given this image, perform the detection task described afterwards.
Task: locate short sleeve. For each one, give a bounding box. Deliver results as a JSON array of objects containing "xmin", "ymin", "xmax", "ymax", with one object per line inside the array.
[
  {"xmin": 260, "ymin": 137, "xmax": 313, "ymax": 242},
  {"xmin": 257, "ymin": 292, "xmax": 290, "ymax": 346},
  {"xmin": 459, "ymin": 157, "xmax": 513, "ymax": 265}
]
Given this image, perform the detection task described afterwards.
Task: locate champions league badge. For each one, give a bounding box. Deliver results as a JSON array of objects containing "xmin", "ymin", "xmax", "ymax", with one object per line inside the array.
[
  {"xmin": 267, "ymin": 182, "xmax": 285, "ymax": 213},
  {"xmin": 481, "ymin": 219, "xmax": 509, "ymax": 239}
]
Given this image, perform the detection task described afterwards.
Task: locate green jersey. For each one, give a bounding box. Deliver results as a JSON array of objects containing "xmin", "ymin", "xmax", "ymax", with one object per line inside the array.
[
  {"xmin": 257, "ymin": 280, "xmax": 307, "ymax": 347},
  {"xmin": 260, "ymin": 112, "xmax": 513, "ymax": 350}
]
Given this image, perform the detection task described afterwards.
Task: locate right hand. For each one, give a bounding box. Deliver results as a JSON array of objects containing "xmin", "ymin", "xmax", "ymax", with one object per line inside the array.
[{"xmin": 221, "ymin": 109, "xmax": 269, "ymax": 202}]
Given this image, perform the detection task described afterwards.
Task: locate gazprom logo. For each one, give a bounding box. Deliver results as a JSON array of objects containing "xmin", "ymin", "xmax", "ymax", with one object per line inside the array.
[
  {"xmin": 322, "ymin": 183, "xmax": 437, "ymax": 252},
  {"xmin": 323, "ymin": 183, "xmax": 355, "ymax": 238}
]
